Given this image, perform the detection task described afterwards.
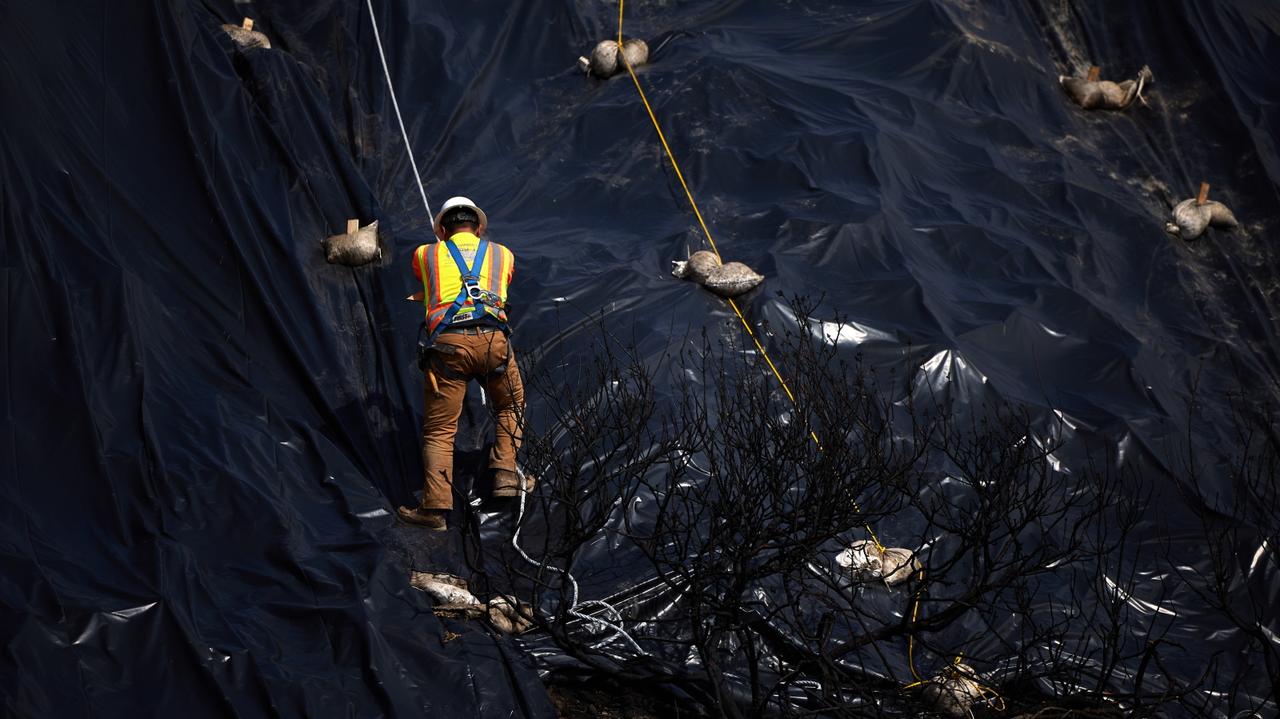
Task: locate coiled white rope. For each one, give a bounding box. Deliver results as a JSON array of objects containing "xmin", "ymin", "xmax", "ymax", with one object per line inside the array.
[
  {"xmin": 511, "ymin": 468, "xmax": 645, "ymax": 655},
  {"xmin": 364, "ymin": 0, "xmax": 433, "ymax": 219}
]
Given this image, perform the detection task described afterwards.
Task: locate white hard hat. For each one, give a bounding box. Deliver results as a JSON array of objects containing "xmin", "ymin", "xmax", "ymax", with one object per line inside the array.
[{"xmin": 433, "ymin": 196, "xmax": 488, "ymax": 239}]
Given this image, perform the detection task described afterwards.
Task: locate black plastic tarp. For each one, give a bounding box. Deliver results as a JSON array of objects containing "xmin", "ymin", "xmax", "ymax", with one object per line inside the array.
[{"xmin": 3, "ymin": 0, "xmax": 1278, "ymax": 716}]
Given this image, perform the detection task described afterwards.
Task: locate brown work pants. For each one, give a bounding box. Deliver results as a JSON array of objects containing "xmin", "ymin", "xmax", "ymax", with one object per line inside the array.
[{"xmin": 420, "ymin": 329, "xmax": 524, "ymax": 510}]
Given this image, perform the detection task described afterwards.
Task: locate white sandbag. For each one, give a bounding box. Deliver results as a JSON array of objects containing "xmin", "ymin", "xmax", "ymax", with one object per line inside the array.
[
  {"xmin": 835, "ymin": 539, "xmax": 920, "ymax": 587},
  {"xmin": 324, "ymin": 220, "xmax": 381, "ymax": 267}
]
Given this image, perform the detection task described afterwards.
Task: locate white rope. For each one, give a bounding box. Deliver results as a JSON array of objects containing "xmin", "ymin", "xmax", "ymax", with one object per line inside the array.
[
  {"xmin": 364, "ymin": 0, "xmax": 433, "ymax": 219},
  {"xmin": 511, "ymin": 467, "xmax": 646, "ymax": 655}
]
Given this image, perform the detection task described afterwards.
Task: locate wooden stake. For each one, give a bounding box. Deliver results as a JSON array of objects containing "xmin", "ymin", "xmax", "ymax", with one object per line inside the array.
[
  {"xmin": 346, "ymin": 219, "xmax": 359, "ymax": 234},
  {"xmin": 1197, "ymin": 182, "xmax": 1210, "ymax": 206},
  {"xmin": 1087, "ymin": 66, "xmax": 1100, "ymax": 82},
  {"xmin": 242, "ymin": 17, "xmax": 254, "ymax": 31}
]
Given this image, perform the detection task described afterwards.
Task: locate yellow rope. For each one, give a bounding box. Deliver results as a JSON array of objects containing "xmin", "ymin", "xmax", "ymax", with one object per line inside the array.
[
  {"xmin": 616, "ymin": 0, "xmax": 624, "ymax": 52},
  {"xmin": 977, "ymin": 683, "xmax": 1007, "ymax": 711},
  {"xmin": 616, "ymin": 0, "xmax": 881, "ymax": 545},
  {"xmin": 861, "ymin": 521, "xmax": 886, "ymax": 553},
  {"xmin": 907, "ymin": 576, "xmax": 925, "ymax": 682},
  {"xmin": 955, "ymin": 654, "xmax": 1007, "ymax": 712},
  {"xmin": 615, "ymin": 0, "xmax": 946, "ymax": 694},
  {"xmin": 616, "ymin": 2, "xmax": 811, "ymax": 441},
  {"xmin": 901, "ymin": 680, "xmax": 927, "ymax": 690}
]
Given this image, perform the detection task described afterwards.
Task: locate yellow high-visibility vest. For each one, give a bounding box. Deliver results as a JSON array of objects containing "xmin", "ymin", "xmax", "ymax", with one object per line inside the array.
[{"xmin": 413, "ymin": 231, "xmax": 513, "ymax": 334}]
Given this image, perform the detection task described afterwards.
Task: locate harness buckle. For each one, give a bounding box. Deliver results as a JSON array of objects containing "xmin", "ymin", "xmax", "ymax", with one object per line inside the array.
[{"xmin": 463, "ymin": 277, "xmax": 505, "ymax": 310}]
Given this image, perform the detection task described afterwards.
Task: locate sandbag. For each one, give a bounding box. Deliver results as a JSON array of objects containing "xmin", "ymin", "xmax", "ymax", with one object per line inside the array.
[
  {"xmin": 1060, "ymin": 65, "xmax": 1151, "ymax": 110},
  {"xmin": 323, "ymin": 219, "xmax": 381, "ymax": 266},
  {"xmin": 221, "ymin": 18, "xmax": 271, "ymax": 50},
  {"xmin": 835, "ymin": 539, "xmax": 920, "ymax": 587},
  {"xmin": 671, "ymin": 250, "xmax": 763, "ymax": 298},
  {"xmin": 919, "ymin": 663, "xmax": 984, "ymax": 719},
  {"xmin": 578, "ymin": 38, "xmax": 649, "ymax": 78},
  {"xmin": 1166, "ymin": 196, "xmax": 1239, "ymax": 240}
]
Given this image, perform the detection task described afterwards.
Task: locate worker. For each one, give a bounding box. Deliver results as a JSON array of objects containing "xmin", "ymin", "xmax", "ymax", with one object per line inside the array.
[{"xmin": 397, "ymin": 196, "xmax": 531, "ymax": 531}]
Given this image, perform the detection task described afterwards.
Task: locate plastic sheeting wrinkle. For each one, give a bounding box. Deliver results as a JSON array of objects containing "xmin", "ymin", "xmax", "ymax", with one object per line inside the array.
[{"xmin": 1102, "ymin": 575, "xmax": 1177, "ymax": 617}]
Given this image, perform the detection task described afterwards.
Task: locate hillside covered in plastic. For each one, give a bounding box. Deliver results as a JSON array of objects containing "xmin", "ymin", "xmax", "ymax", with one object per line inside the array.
[{"xmin": 2, "ymin": 0, "xmax": 1278, "ymax": 716}]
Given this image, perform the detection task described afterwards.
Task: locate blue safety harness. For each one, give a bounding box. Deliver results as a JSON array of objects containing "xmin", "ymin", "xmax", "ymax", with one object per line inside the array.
[{"xmin": 423, "ymin": 237, "xmax": 505, "ymax": 348}]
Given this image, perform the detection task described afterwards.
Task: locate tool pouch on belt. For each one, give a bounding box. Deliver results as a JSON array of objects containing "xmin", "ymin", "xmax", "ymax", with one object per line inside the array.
[
  {"xmin": 416, "ymin": 321, "xmax": 513, "ymax": 380},
  {"xmin": 417, "ymin": 336, "xmax": 471, "ymax": 382},
  {"xmin": 415, "ymin": 322, "xmax": 433, "ymax": 371},
  {"xmin": 416, "ymin": 320, "xmax": 468, "ymax": 371},
  {"xmin": 416, "ymin": 334, "xmax": 462, "ymax": 375}
]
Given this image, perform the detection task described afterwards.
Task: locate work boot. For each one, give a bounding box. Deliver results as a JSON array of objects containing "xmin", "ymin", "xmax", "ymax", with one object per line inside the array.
[
  {"xmin": 491, "ymin": 469, "xmax": 536, "ymax": 499},
  {"xmin": 396, "ymin": 505, "xmax": 448, "ymax": 531}
]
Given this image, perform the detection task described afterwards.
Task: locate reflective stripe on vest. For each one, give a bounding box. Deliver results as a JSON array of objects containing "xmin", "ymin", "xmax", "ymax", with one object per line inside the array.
[{"xmin": 418, "ymin": 233, "xmax": 511, "ymax": 335}]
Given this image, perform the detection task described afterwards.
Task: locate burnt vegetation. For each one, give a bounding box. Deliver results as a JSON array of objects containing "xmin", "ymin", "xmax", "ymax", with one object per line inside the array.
[{"xmin": 471, "ymin": 299, "xmax": 1278, "ymax": 718}]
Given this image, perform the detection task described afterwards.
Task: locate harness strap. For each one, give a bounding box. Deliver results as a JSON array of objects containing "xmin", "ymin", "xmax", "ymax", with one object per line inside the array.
[{"xmin": 425, "ymin": 238, "xmax": 490, "ymax": 347}]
